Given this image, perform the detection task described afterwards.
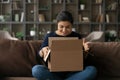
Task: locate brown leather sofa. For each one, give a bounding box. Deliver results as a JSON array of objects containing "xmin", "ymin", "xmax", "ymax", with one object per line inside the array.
[{"xmin": 0, "ymin": 39, "xmax": 120, "ymax": 80}]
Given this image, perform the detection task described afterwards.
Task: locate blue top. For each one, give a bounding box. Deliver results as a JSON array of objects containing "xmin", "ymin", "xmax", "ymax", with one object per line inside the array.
[{"xmin": 40, "ymin": 31, "xmax": 82, "ymax": 50}]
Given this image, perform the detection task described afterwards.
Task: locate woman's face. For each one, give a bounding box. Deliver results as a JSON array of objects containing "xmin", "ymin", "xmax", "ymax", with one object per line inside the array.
[{"xmin": 56, "ymin": 21, "xmax": 72, "ymax": 36}]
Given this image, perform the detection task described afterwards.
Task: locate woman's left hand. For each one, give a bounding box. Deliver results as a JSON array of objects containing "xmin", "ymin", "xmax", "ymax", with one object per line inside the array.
[{"xmin": 83, "ymin": 38, "xmax": 90, "ymax": 52}]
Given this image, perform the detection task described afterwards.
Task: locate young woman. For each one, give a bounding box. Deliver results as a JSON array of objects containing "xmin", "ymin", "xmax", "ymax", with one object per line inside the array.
[{"xmin": 32, "ymin": 11, "xmax": 97, "ymax": 80}]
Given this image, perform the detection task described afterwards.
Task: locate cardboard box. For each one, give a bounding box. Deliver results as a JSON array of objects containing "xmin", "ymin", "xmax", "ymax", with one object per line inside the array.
[{"xmin": 47, "ymin": 38, "xmax": 83, "ymax": 72}]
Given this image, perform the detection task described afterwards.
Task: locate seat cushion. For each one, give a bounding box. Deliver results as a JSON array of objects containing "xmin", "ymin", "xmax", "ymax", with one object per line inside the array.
[
  {"xmin": 0, "ymin": 77, "xmax": 36, "ymax": 80},
  {"xmin": 97, "ymin": 77, "xmax": 120, "ymax": 80}
]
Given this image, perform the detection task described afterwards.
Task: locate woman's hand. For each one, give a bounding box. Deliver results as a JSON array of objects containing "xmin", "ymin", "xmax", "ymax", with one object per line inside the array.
[
  {"xmin": 83, "ymin": 38, "xmax": 90, "ymax": 52},
  {"xmin": 39, "ymin": 46, "xmax": 50, "ymax": 58}
]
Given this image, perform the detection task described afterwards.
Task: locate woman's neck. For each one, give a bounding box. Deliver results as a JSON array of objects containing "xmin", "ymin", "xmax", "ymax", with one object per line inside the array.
[{"xmin": 55, "ymin": 30, "xmax": 72, "ymax": 37}]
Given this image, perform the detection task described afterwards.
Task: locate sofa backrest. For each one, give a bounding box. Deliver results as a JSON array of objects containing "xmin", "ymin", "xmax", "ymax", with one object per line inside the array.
[
  {"xmin": 0, "ymin": 39, "xmax": 44, "ymax": 77},
  {"xmin": 88, "ymin": 42, "xmax": 120, "ymax": 78}
]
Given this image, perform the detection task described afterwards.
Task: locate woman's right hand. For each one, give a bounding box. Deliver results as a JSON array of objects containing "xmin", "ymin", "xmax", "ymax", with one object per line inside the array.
[{"xmin": 39, "ymin": 46, "xmax": 50, "ymax": 58}]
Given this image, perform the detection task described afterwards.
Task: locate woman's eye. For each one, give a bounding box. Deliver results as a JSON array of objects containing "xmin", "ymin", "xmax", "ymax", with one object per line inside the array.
[
  {"xmin": 66, "ymin": 26, "xmax": 70, "ymax": 29},
  {"xmin": 60, "ymin": 26, "xmax": 64, "ymax": 28}
]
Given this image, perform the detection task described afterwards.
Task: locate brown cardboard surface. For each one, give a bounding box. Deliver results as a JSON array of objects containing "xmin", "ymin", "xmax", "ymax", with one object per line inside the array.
[
  {"xmin": 48, "ymin": 37, "xmax": 78, "ymax": 48},
  {"xmin": 48, "ymin": 39, "xmax": 83, "ymax": 72}
]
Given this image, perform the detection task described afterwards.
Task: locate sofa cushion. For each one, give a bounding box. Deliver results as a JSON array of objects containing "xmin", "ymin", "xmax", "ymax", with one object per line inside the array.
[
  {"xmin": 0, "ymin": 77, "xmax": 37, "ymax": 80},
  {"xmin": 89, "ymin": 42, "xmax": 120, "ymax": 77},
  {"xmin": 0, "ymin": 40, "xmax": 42, "ymax": 77}
]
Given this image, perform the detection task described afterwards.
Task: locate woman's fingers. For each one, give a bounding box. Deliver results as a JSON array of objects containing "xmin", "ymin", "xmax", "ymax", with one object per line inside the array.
[
  {"xmin": 42, "ymin": 46, "xmax": 50, "ymax": 58},
  {"xmin": 82, "ymin": 38, "xmax": 90, "ymax": 51}
]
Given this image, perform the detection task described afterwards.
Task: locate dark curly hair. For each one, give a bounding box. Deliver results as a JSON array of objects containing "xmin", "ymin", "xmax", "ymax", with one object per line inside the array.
[{"xmin": 56, "ymin": 11, "xmax": 73, "ymax": 24}]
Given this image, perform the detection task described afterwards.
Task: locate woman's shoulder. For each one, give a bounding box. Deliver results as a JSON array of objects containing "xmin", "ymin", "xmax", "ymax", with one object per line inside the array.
[
  {"xmin": 72, "ymin": 31, "xmax": 81, "ymax": 35},
  {"xmin": 46, "ymin": 32, "xmax": 56, "ymax": 37},
  {"xmin": 71, "ymin": 31, "xmax": 82, "ymax": 39}
]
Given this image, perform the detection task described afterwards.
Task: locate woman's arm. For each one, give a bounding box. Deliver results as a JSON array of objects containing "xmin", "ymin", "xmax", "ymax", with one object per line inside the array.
[{"xmin": 39, "ymin": 33, "xmax": 52, "ymax": 60}]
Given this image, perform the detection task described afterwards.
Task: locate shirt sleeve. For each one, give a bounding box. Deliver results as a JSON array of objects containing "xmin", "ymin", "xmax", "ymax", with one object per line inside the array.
[{"xmin": 40, "ymin": 34, "xmax": 49, "ymax": 50}]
